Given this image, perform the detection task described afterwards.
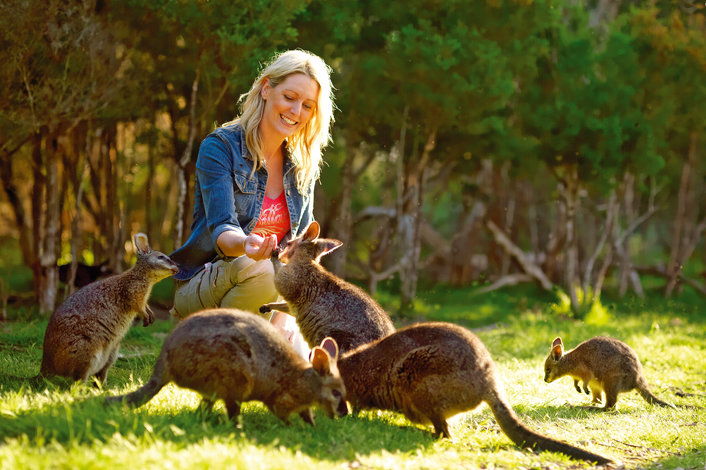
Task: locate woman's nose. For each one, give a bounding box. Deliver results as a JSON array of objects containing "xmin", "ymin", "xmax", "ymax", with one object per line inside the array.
[{"xmin": 290, "ymin": 101, "xmax": 302, "ymax": 115}]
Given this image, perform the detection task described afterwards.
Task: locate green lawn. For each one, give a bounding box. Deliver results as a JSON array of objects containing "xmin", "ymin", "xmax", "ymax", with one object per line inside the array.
[{"xmin": 1, "ymin": 287, "xmax": 704, "ymax": 469}]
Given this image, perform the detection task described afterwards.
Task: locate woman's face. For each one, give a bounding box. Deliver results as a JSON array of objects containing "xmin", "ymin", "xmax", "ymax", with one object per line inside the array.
[{"xmin": 260, "ymin": 73, "xmax": 319, "ymax": 143}]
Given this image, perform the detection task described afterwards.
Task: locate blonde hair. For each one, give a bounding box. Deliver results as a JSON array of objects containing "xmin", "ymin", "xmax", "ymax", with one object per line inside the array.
[{"xmin": 224, "ymin": 49, "xmax": 335, "ymax": 194}]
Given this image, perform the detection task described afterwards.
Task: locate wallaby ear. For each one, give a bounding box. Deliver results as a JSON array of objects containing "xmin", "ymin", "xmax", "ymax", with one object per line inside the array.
[
  {"xmin": 310, "ymin": 347, "xmax": 332, "ymax": 376},
  {"xmin": 319, "ymin": 337, "xmax": 339, "ymax": 361},
  {"xmin": 302, "ymin": 221, "xmax": 320, "ymax": 241},
  {"xmin": 134, "ymin": 233, "xmax": 151, "ymax": 255},
  {"xmin": 551, "ymin": 337, "xmax": 564, "ymax": 360},
  {"xmin": 315, "ymin": 239, "xmax": 343, "ymax": 261}
]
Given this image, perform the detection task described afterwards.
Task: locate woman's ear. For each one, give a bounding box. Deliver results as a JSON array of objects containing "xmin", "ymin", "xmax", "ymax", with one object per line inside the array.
[{"xmin": 261, "ymin": 78, "xmax": 271, "ymax": 100}]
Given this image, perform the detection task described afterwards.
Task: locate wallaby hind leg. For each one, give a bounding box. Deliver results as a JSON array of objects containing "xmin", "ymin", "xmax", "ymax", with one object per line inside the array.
[
  {"xmin": 590, "ymin": 386, "xmax": 602, "ymax": 404},
  {"xmin": 299, "ymin": 408, "xmax": 315, "ymax": 426},
  {"xmin": 224, "ymin": 399, "xmax": 241, "ymax": 421},
  {"xmin": 430, "ymin": 416, "xmax": 451, "ymax": 439},
  {"xmin": 602, "ymin": 383, "xmax": 619, "ymax": 409},
  {"xmin": 95, "ymin": 347, "xmax": 120, "ymax": 385}
]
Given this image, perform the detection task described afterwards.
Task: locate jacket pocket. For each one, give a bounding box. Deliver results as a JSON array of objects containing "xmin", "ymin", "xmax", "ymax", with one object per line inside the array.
[
  {"xmin": 232, "ymin": 172, "xmax": 257, "ymax": 218},
  {"xmin": 233, "ymin": 172, "xmax": 256, "ymax": 194}
]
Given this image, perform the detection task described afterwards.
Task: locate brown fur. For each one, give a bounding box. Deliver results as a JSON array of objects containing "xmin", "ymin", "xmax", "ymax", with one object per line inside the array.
[
  {"xmin": 40, "ymin": 233, "xmax": 178, "ymax": 384},
  {"xmin": 107, "ymin": 308, "xmax": 347, "ymax": 425},
  {"xmin": 544, "ymin": 336, "xmax": 675, "ymax": 409},
  {"xmin": 260, "ymin": 221, "xmax": 395, "ymax": 353},
  {"xmin": 322, "ymin": 322, "xmax": 611, "ymax": 465}
]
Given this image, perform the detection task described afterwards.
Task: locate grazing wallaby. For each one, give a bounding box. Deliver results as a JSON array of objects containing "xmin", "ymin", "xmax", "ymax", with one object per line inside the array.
[
  {"xmin": 40, "ymin": 233, "xmax": 178, "ymax": 384},
  {"xmin": 322, "ymin": 322, "xmax": 611, "ymax": 465},
  {"xmin": 260, "ymin": 221, "xmax": 395, "ymax": 353},
  {"xmin": 544, "ymin": 336, "xmax": 675, "ymax": 409},
  {"xmin": 107, "ymin": 308, "xmax": 347, "ymax": 425}
]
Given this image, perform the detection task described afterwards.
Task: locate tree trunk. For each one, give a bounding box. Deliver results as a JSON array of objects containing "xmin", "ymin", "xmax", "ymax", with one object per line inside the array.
[
  {"xmin": 665, "ymin": 131, "xmax": 699, "ymax": 297},
  {"xmin": 65, "ymin": 124, "xmax": 92, "ymax": 298},
  {"xmin": 175, "ymin": 71, "xmax": 200, "ymax": 249},
  {"xmin": 38, "ymin": 129, "xmax": 61, "ymax": 314},
  {"xmin": 398, "ymin": 123, "xmax": 436, "ymax": 312},
  {"xmin": 146, "ymin": 123, "xmax": 156, "ymax": 240},
  {"xmin": 560, "ymin": 166, "xmax": 580, "ymax": 312},
  {"xmin": 31, "ymin": 131, "xmax": 45, "ymax": 297},
  {"xmin": 499, "ymin": 161, "xmax": 515, "ymax": 277},
  {"xmin": 0, "ymin": 138, "xmax": 33, "ymax": 267},
  {"xmin": 582, "ymin": 190, "xmax": 616, "ymax": 300}
]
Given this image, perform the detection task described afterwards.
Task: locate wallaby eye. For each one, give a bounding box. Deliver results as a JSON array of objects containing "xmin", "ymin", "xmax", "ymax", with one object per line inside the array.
[{"xmin": 332, "ymin": 389, "xmax": 342, "ymax": 399}]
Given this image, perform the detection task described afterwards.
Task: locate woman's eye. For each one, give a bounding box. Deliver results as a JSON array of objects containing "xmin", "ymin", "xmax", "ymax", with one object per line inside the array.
[{"xmin": 303, "ymin": 104, "xmax": 313, "ymax": 110}]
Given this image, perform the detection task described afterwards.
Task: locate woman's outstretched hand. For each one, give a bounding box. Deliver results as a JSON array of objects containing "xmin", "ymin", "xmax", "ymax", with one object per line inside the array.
[{"xmin": 244, "ymin": 233, "xmax": 278, "ymax": 261}]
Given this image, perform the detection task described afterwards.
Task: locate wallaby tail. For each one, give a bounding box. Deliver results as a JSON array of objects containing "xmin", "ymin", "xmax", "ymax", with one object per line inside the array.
[
  {"xmin": 637, "ymin": 379, "xmax": 676, "ymax": 409},
  {"xmin": 486, "ymin": 391, "xmax": 612, "ymax": 465},
  {"xmin": 106, "ymin": 351, "xmax": 169, "ymax": 408}
]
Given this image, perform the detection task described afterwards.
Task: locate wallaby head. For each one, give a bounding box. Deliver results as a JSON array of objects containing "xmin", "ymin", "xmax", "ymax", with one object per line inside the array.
[
  {"xmin": 544, "ymin": 337, "xmax": 564, "ymax": 383},
  {"xmin": 319, "ymin": 337, "xmax": 349, "ymax": 417},
  {"xmin": 310, "ymin": 337, "xmax": 348, "ymax": 418},
  {"xmin": 277, "ymin": 221, "xmax": 342, "ymax": 265},
  {"xmin": 132, "ymin": 232, "xmax": 178, "ymax": 281}
]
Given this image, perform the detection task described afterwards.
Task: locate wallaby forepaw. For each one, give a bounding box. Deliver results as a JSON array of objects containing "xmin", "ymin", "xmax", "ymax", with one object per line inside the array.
[
  {"xmin": 259, "ymin": 305, "xmax": 272, "ymax": 314},
  {"xmin": 299, "ymin": 409, "xmax": 315, "ymax": 426},
  {"xmin": 142, "ymin": 305, "xmax": 155, "ymax": 326}
]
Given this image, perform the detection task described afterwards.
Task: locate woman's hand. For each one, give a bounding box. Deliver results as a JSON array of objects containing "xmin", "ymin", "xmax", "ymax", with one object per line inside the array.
[{"xmin": 244, "ymin": 233, "xmax": 278, "ymax": 261}]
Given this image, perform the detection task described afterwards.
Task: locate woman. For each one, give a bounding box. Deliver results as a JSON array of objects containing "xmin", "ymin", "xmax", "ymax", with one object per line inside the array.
[{"xmin": 170, "ymin": 49, "xmax": 334, "ymax": 353}]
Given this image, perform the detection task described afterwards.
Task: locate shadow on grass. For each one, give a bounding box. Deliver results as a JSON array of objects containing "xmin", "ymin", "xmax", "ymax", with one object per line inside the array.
[{"xmin": 0, "ymin": 393, "xmax": 436, "ymax": 462}]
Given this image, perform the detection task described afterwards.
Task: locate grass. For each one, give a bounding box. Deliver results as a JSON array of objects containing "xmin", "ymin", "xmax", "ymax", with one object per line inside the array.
[{"xmin": 1, "ymin": 286, "xmax": 705, "ymax": 469}]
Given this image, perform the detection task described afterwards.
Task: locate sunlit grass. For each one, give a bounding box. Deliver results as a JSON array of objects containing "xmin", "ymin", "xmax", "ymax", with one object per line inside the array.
[{"xmin": 1, "ymin": 288, "xmax": 704, "ymax": 469}]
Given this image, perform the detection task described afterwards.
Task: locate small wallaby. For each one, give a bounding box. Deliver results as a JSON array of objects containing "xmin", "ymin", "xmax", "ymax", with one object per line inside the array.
[
  {"xmin": 107, "ymin": 308, "xmax": 347, "ymax": 425},
  {"xmin": 260, "ymin": 221, "xmax": 395, "ymax": 353},
  {"xmin": 544, "ymin": 336, "xmax": 675, "ymax": 409},
  {"xmin": 322, "ymin": 322, "xmax": 611, "ymax": 465},
  {"xmin": 40, "ymin": 233, "xmax": 178, "ymax": 384}
]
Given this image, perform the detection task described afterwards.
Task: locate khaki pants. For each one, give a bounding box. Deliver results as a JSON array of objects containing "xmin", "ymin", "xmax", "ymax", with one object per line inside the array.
[{"xmin": 172, "ymin": 256, "xmax": 279, "ymax": 320}]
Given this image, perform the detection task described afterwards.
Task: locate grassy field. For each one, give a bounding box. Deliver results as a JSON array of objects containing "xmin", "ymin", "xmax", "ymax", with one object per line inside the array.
[{"xmin": 1, "ymin": 286, "xmax": 704, "ymax": 469}]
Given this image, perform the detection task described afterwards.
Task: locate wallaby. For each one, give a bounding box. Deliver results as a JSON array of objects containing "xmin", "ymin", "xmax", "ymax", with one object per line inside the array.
[
  {"xmin": 260, "ymin": 221, "xmax": 395, "ymax": 353},
  {"xmin": 40, "ymin": 233, "xmax": 178, "ymax": 384},
  {"xmin": 107, "ymin": 308, "xmax": 347, "ymax": 425},
  {"xmin": 320, "ymin": 322, "xmax": 611, "ymax": 465},
  {"xmin": 544, "ymin": 336, "xmax": 675, "ymax": 409}
]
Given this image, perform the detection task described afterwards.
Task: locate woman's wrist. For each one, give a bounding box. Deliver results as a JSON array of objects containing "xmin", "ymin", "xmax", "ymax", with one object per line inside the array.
[{"xmin": 216, "ymin": 230, "xmax": 248, "ymax": 257}]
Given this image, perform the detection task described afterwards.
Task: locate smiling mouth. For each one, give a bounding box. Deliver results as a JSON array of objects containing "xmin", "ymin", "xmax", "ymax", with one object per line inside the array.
[{"xmin": 281, "ymin": 115, "xmax": 297, "ymax": 126}]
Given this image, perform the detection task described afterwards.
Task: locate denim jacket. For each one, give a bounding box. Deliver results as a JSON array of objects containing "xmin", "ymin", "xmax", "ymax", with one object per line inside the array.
[{"xmin": 170, "ymin": 124, "xmax": 314, "ymax": 280}]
